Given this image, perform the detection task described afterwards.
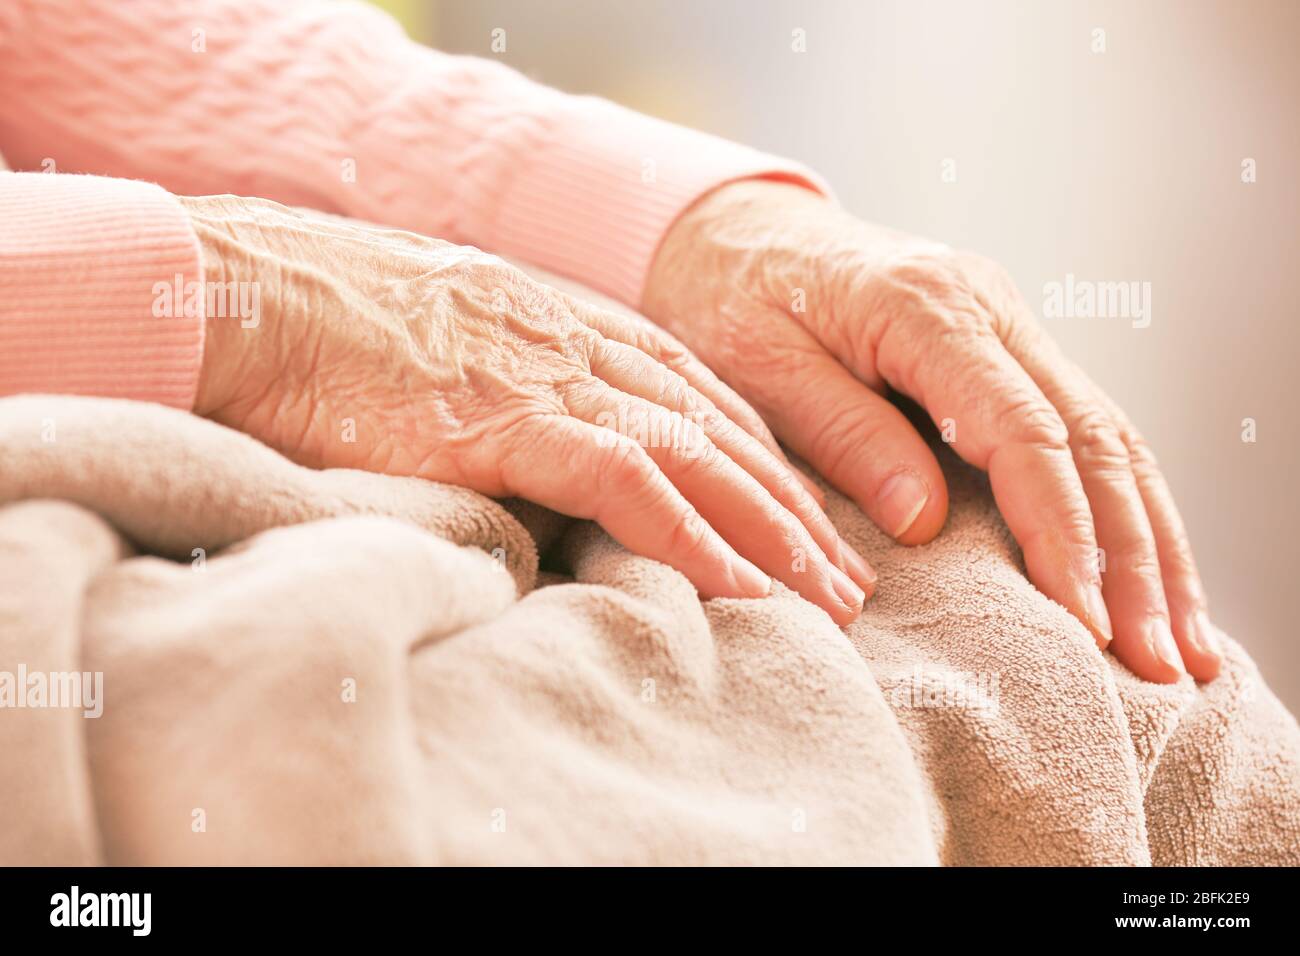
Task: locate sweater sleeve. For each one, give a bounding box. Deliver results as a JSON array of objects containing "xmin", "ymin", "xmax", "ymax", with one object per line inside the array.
[
  {"xmin": 0, "ymin": 0, "xmax": 827, "ymax": 310},
  {"xmin": 0, "ymin": 172, "xmax": 204, "ymax": 409}
]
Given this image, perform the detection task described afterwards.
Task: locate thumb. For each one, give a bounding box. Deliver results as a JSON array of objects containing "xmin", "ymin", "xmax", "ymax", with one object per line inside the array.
[{"xmin": 758, "ymin": 346, "xmax": 949, "ymax": 544}]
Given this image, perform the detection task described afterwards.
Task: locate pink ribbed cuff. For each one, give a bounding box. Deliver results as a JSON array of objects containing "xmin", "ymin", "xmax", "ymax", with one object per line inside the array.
[
  {"xmin": 483, "ymin": 98, "xmax": 831, "ymax": 308},
  {"xmin": 0, "ymin": 172, "xmax": 204, "ymax": 409}
]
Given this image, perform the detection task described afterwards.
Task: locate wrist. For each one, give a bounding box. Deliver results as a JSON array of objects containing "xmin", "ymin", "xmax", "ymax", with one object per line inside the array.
[
  {"xmin": 188, "ymin": 206, "xmax": 236, "ymax": 417},
  {"xmin": 181, "ymin": 196, "xmax": 274, "ymax": 417},
  {"xmin": 643, "ymin": 178, "xmax": 830, "ymax": 327}
]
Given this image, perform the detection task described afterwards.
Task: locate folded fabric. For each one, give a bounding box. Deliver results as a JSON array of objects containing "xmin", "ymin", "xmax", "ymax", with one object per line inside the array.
[{"xmin": 1, "ymin": 389, "xmax": 1296, "ymax": 865}]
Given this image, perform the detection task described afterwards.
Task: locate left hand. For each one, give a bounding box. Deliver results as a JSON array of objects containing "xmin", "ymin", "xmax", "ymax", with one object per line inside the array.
[
  {"xmin": 185, "ymin": 194, "xmax": 872, "ymax": 623},
  {"xmin": 642, "ymin": 179, "xmax": 1222, "ymax": 683}
]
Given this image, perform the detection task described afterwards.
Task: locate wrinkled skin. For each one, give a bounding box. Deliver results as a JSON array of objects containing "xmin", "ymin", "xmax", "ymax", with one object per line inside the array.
[
  {"xmin": 185, "ymin": 195, "xmax": 874, "ymax": 623},
  {"xmin": 643, "ymin": 180, "xmax": 1222, "ymax": 684}
]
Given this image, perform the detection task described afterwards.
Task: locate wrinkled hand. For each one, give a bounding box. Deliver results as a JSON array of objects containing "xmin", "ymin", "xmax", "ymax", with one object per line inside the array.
[
  {"xmin": 643, "ymin": 180, "xmax": 1222, "ymax": 682},
  {"xmin": 182, "ymin": 195, "xmax": 875, "ymax": 622}
]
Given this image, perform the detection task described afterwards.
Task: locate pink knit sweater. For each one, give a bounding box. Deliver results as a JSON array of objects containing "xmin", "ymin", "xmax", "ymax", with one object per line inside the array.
[{"xmin": 0, "ymin": 0, "xmax": 822, "ymax": 409}]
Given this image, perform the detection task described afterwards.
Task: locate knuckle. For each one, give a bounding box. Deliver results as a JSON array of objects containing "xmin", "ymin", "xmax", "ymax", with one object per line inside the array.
[
  {"xmin": 1110, "ymin": 538, "xmax": 1164, "ymax": 581},
  {"xmin": 766, "ymin": 462, "xmax": 807, "ymax": 508},
  {"xmin": 592, "ymin": 435, "xmax": 653, "ymax": 497},
  {"xmin": 1160, "ymin": 540, "xmax": 1201, "ymax": 593},
  {"xmin": 556, "ymin": 371, "xmax": 602, "ymax": 412},
  {"xmin": 646, "ymin": 327, "xmax": 693, "ymax": 370},
  {"xmin": 1070, "ymin": 411, "xmax": 1131, "ymax": 470},
  {"xmin": 992, "ymin": 305, "xmax": 1041, "ymax": 352},
  {"xmin": 665, "ymin": 507, "xmax": 715, "ymax": 564},
  {"xmin": 736, "ymin": 405, "xmax": 773, "ymax": 441},
  {"xmin": 1124, "ymin": 431, "xmax": 1161, "ymax": 473},
  {"xmin": 663, "ymin": 422, "xmax": 722, "ymax": 474},
  {"xmin": 964, "ymin": 253, "xmax": 1019, "ymax": 304},
  {"xmin": 561, "ymin": 325, "xmax": 602, "ymax": 366},
  {"xmin": 480, "ymin": 263, "xmax": 591, "ymax": 342},
  {"xmin": 881, "ymin": 249, "xmax": 965, "ymax": 295},
  {"xmin": 865, "ymin": 247, "xmax": 1031, "ymax": 355},
  {"xmin": 1004, "ymin": 397, "xmax": 1070, "ymax": 450},
  {"xmin": 712, "ymin": 394, "xmax": 769, "ymax": 444},
  {"xmin": 873, "ymin": 252, "xmax": 986, "ymax": 325},
  {"xmin": 1022, "ymin": 512, "xmax": 1099, "ymax": 566},
  {"xmin": 652, "ymin": 370, "xmax": 696, "ymax": 413},
  {"xmin": 956, "ymin": 252, "xmax": 1031, "ymax": 343}
]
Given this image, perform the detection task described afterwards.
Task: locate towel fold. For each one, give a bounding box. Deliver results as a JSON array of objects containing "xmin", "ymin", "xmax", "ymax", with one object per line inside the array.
[{"xmin": 1, "ymin": 389, "xmax": 1295, "ymax": 865}]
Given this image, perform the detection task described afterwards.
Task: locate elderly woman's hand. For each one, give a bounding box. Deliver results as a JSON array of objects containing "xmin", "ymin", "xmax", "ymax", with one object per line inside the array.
[
  {"xmin": 643, "ymin": 180, "xmax": 1222, "ymax": 683},
  {"xmin": 181, "ymin": 195, "xmax": 874, "ymax": 622}
]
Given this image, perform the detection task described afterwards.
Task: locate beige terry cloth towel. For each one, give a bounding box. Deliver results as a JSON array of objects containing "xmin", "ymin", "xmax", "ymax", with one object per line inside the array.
[{"xmin": 1, "ymin": 391, "xmax": 1297, "ymax": 866}]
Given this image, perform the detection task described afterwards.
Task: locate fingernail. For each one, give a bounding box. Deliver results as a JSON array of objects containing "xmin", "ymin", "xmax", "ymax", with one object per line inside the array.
[
  {"xmin": 828, "ymin": 563, "xmax": 865, "ymax": 612},
  {"xmin": 1085, "ymin": 585, "xmax": 1113, "ymax": 646},
  {"xmin": 731, "ymin": 558, "xmax": 771, "ymax": 599},
  {"xmin": 876, "ymin": 472, "xmax": 929, "ymax": 539},
  {"xmin": 1150, "ymin": 618, "xmax": 1185, "ymax": 676},
  {"xmin": 838, "ymin": 538, "xmax": 877, "ymax": 591},
  {"xmin": 1192, "ymin": 610, "xmax": 1223, "ymax": 659}
]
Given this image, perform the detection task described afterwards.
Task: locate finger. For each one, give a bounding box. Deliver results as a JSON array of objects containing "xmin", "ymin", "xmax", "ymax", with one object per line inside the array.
[
  {"xmin": 567, "ymin": 295, "xmax": 828, "ymax": 507},
  {"xmin": 871, "ymin": 316, "xmax": 1113, "ymax": 649},
  {"xmin": 497, "ymin": 414, "xmax": 771, "ymax": 601},
  {"xmin": 1092, "ymin": 386, "xmax": 1222, "ymax": 680},
  {"xmin": 1006, "ymin": 328, "xmax": 1184, "ymax": 682},
  {"xmin": 588, "ymin": 336, "xmax": 875, "ymax": 596},
  {"xmin": 738, "ymin": 329, "xmax": 948, "ymax": 547},
  {"xmin": 563, "ymin": 380, "xmax": 863, "ymax": 624}
]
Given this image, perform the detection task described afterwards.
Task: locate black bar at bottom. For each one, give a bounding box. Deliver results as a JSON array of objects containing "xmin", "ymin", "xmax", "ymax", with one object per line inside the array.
[{"xmin": 0, "ymin": 865, "xmax": 1287, "ymax": 942}]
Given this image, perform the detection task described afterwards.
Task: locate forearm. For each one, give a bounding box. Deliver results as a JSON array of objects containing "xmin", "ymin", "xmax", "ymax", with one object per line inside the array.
[{"xmin": 0, "ymin": 0, "xmax": 825, "ymax": 307}]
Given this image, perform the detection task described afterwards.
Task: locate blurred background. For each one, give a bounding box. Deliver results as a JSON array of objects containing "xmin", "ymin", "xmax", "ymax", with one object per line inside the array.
[{"xmin": 375, "ymin": 0, "xmax": 1299, "ymax": 711}]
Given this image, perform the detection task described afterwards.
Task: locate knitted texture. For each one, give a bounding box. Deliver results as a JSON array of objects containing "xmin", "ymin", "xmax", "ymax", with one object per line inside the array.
[
  {"xmin": 0, "ymin": 173, "xmax": 204, "ymax": 408},
  {"xmin": 0, "ymin": 0, "xmax": 826, "ymax": 408}
]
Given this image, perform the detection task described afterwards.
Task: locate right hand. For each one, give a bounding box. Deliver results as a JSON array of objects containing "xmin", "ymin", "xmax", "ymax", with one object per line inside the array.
[
  {"xmin": 181, "ymin": 195, "xmax": 873, "ymax": 623},
  {"xmin": 645, "ymin": 180, "xmax": 1223, "ymax": 682}
]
